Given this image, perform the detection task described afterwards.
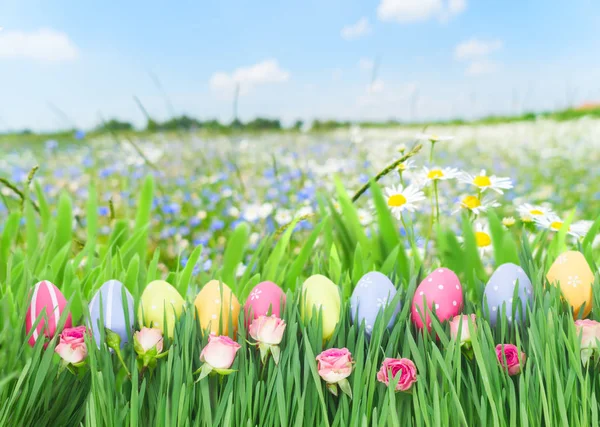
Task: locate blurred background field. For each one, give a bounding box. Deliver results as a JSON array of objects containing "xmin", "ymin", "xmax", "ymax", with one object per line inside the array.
[{"xmin": 2, "ymin": 118, "xmax": 599, "ymax": 274}]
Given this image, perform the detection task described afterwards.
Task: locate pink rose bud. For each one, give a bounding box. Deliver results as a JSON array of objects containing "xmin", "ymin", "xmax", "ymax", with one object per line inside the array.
[
  {"xmin": 55, "ymin": 326, "xmax": 88, "ymax": 365},
  {"xmin": 200, "ymin": 334, "xmax": 241, "ymax": 369},
  {"xmin": 496, "ymin": 344, "xmax": 526, "ymax": 376},
  {"xmin": 575, "ymin": 319, "xmax": 600, "ymax": 366},
  {"xmin": 449, "ymin": 314, "xmax": 476, "ymax": 346},
  {"xmin": 134, "ymin": 327, "xmax": 164, "ymax": 354},
  {"xmin": 376, "ymin": 358, "xmax": 418, "ymax": 392},
  {"xmin": 249, "ymin": 315, "xmax": 286, "ymax": 345},
  {"xmin": 316, "ymin": 348, "xmax": 354, "ymax": 384}
]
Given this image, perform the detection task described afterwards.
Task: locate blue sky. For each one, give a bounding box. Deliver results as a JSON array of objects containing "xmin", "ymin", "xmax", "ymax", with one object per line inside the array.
[{"xmin": 1, "ymin": 0, "xmax": 599, "ymax": 131}]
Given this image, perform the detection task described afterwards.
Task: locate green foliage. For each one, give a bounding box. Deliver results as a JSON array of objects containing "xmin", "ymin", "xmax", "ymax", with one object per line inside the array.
[{"xmin": 0, "ymin": 176, "xmax": 599, "ymax": 426}]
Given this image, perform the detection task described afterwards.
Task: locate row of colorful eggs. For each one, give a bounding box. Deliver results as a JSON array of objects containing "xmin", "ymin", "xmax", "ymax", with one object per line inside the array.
[{"xmin": 25, "ymin": 251, "xmax": 593, "ymax": 346}]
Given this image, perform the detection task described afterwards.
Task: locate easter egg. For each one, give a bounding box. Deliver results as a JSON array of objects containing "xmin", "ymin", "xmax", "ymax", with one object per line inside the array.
[
  {"xmin": 244, "ymin": 281, "xmax": 286, "ymax": 325},
  {"xmin": 194, "ymin": 280, "xmax": 241, "ymax": 336},
  {"xmin": 138, "ymin": 280, "xmax": 185, "ymax": 336},
  {"xmin": 350, "ymin": 271, "xmax": 401, "ymax": 335},
  {"xmin": 411, "ymin": 268, "xmax": 463, "ymax": 330},
  {"xmin": 25, "ymin": 280, "xmax": 72, "ymax": 347},
  {"xmin": 483, "ymin": 263, "xmax": 533, "ymax": 326},
  {"xmin": 88, "ymin": 280, "xmax": 135, "ymax": 347},
  {"xmin": 547, "ymin": 251, "xmax": 594, "ymax": 318},
  {"xmin": 301, "ymin": 274, "xmax": 341, "ymax": 340}
]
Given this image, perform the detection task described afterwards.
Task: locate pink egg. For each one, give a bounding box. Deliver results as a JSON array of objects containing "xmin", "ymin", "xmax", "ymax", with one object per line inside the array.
[
  {"xmin": 411, "ymin": 268, "xmax": 463, "ymax": 330},
  {"xmin": 25, "ymin": 280, "xmax": 72, "ymax": 347},
  {"xmin": 244, "ymin": 281, "xmax": 286, "ymax": 326}
]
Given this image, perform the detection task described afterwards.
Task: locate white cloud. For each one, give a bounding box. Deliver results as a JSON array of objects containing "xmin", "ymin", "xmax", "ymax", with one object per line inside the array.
[
  {"xmin": 368, "ymin": 79, "xmax": 385, "ymax": 94},
  {"xmin": 341, "ymin": 17, "xmax": 371, "ymax": 40},
  {"xmin": 0, "ymin": 28, "xmax": 78, "ymax": 61},
  {"xmin": 209, "ymin": 59, "xmax": 290, "ymax": 95},
  {"xmin": 359, "ymin": 58, "xmax": 374, "ymax": 71},
  {"xmin": 455, "ymin": 38, "xmax": 503, "ymax": 60},
  {"xmin": 377, "ymin": 0, "xmax": 466, "ymax": 23},
  {"xmin": 465, "ymin": 60, "xmax": 498, "ymax": 76}
]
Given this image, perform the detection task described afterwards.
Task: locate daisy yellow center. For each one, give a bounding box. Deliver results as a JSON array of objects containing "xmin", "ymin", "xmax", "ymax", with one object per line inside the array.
[
  {"xmin": 550, "ymin": 221, "xmax": 566, "ymax": 231},
  {"xmin": 530, "ymin": 209, "xmax": 543, "ymax": 215},
  {"xmin": 462, "ymin": 196, "xmax": 481, "ymax": 209},
  {"xmin": 388, "ymin": 194, "xmax": 407, "ymax": 207},
  {"xmin": 473, "ymin": 175, "xmax": 491, "ymax": 187},
  {"xmin": 398, "ymin": 163, "xmax": 406, "ymax": 171},
  {"xmin": 427, "ymin": 169, "xmax": 444, "ymax": 179},
  {"xmin": 430, "ymin": 134, "xmax": 439, "ymax": 140},
  {"xmin": 475, "ymin": 231, "xmax": 492, "ymax": 247}
]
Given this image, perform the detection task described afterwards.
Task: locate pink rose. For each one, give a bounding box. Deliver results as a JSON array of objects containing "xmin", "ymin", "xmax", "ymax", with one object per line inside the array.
[
  {"xmin": 575, "ymin": 319, "xmax": 600, "ymax": 366},
  {"xmin": 496, "ymin": 344, "xmax": 526, "ymax": 376},
  {"xmin": 377, "ymin": 358, "xmax": 417, "ymax": 392},
  {"xmin": 249, "ymin": 315, "xmax": 286, "ymax": 345},
  {"xmin": 55, "ymin": 326, "xmax": 88, "ymax": 364},
  {"xmin": 134, "ymin": 327, "xmax": 164, "ymax": 354},
  {"xmin": 200, "ymin": 334, "xmax": 241, "ymax": 369},
  {"xmin": 316, "ymin": 348, "xmax": 353, "ymax": 384},
  {"xmin": 575, "ymin": 319, "xmax": 600, "ymax": 349},
  {"xmin": 449, "ymin": 314, "xmax": 476, "ymax": 346}
]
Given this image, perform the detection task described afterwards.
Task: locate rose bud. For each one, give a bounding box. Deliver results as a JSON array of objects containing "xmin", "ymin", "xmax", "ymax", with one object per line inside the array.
[
  {"xmin": 496, "ymin": 344, "xmax": 526, "ymax": 376},
  {"xmin": 249, "ymin": 315, "xmax": 286, "ymax": 365},
  {"xmin": 134, "ymin": 327, "xmax": 164, "ymax": 355},
  {"xmin": 575, "ymin": 319, "xmax": 600, "ymax": 367},
  {"xmin": 376, "ymin": 358, "xmax": 417, "ymax": 392},
  {"xmin": 196, "ymin": 334, "xmax": 241, "ymax": 381},
  {"xmin": 449, "ymin": 314, "xmax": 477, "ymax": 346},
  {"xmin": 316, "ymin": 348, "xmax": 354, "ymax": 398}
]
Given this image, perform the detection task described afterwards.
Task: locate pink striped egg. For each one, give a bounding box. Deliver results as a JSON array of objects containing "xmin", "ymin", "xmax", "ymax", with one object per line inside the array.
[
  {"xmin": 411, "ymin": 268, "xmax": 463, "ymax": 331},
  {"xmin": 25, "ymin": 280, "xmax": 72, "ymax": 347}
]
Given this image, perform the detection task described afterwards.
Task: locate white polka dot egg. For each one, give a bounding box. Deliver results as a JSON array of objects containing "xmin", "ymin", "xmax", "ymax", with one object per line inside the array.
[
  {"xmin": 411, "ymin": 268, "xmax": 463, "ymax": 330},
  {"xmin": 138, "ymin": 280, "xmax": 185, "ymax": 336},
  {"xmin": 483, "ymin": 263, "xmax": 533, "ymax": 326}
]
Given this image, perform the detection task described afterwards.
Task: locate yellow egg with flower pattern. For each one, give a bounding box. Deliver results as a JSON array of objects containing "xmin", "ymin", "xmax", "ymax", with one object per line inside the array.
[{"xmin": 547, "ymin": 251, "xmax": 594, "ymax": 318}]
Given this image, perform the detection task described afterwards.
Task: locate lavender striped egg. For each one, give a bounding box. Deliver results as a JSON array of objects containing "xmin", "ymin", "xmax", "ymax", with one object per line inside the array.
[
  {"xmin": 350, "ymin": 272, "xmax": 401, "ymax": 336},
  {"xmin": 88, "ymin": 280, "xmax": 135, "ymax": 347}
]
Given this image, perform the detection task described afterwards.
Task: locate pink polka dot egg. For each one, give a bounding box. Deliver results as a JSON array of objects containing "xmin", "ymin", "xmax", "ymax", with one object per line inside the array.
[
  {"xmin": 411, "ymin": 267, "xmax": 463, "ymax": 330},
  {"xmin": 244, "ymin": 281, "xmax": 286, "ymax": 326}
]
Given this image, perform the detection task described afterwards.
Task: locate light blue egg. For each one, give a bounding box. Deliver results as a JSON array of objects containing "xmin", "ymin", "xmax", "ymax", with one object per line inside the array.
[
  {"xmin": 88, "ymin": 280, "xmax": 135, "ymax": 347},
  {"xmin": 483, "ymin": 263, "xmax": 533, "ymax": 326},
  {"xmin": 350, "ymin": 271, "xmax": 401, "ymax": 335}
]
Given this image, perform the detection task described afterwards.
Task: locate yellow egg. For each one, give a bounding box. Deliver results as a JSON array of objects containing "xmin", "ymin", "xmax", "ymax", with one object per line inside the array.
[
  {"xmin": 547, "ymin": 251, "xmax": 594, "ymax": 318},
  {"xmin": 194, "ymin": 280, "xmax": 240, "ymax": 336},
  {"xmin": 138, "ymin": 280, "xmax": 185, "ymax": 336},
  {"xmin": 301, "ymin": 274, "xmax": 341, "ymax": 340}
]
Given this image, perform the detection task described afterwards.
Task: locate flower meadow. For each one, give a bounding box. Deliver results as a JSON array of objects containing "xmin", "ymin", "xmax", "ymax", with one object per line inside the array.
[{"xmin": 1, "ymin": 119, "xmax": 600, "ymax": 426}]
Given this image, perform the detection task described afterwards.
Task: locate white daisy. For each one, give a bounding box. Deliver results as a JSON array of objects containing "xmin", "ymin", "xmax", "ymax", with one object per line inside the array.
[
  {"xmin": 397, "ymin": 159, "xmax": 416, "ymax": 172},
  {"xmin": 357, "ymin": 208, "xmax": 373, "ymax": 226},
  {"xmin": 458, "ymin": 169, "xmax": 513, "ymax": 194},
  {"xmin": 274, "ymin": 209, "xmax": 292, "ymax": 225},
  {"xmin": 517, "ymin": 203, "xmax": 553, "ymax": 223},
  {"xmin": 383, "ymin": 184, "xmax": 426, "ymax": 219},
  {"xmin": 534, "ymin": 215, "xmax": 591, "ymax": 239},
  {"xmin": 415, "ymin": 133, "xmax": 454, "ymax": 142},
  {"xmin": 419, "ymin": 166, "xmax": 461, "ymax": 185},
  {"xmin": 502, "ymin": 217, "xmax": 516, "ymax": 228},
  {"xmin": 454, "ymin": 194, "xmax": 500, "ymax": 215},
  {"xmin": 474, "ymin": 221, "xmax": 493, "ymax": 256}
]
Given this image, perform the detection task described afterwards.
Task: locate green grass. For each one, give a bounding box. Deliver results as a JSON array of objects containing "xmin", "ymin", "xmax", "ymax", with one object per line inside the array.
[{"xmin": 1, "ymin": 172, "xmax": 599, "ymax": 426}]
